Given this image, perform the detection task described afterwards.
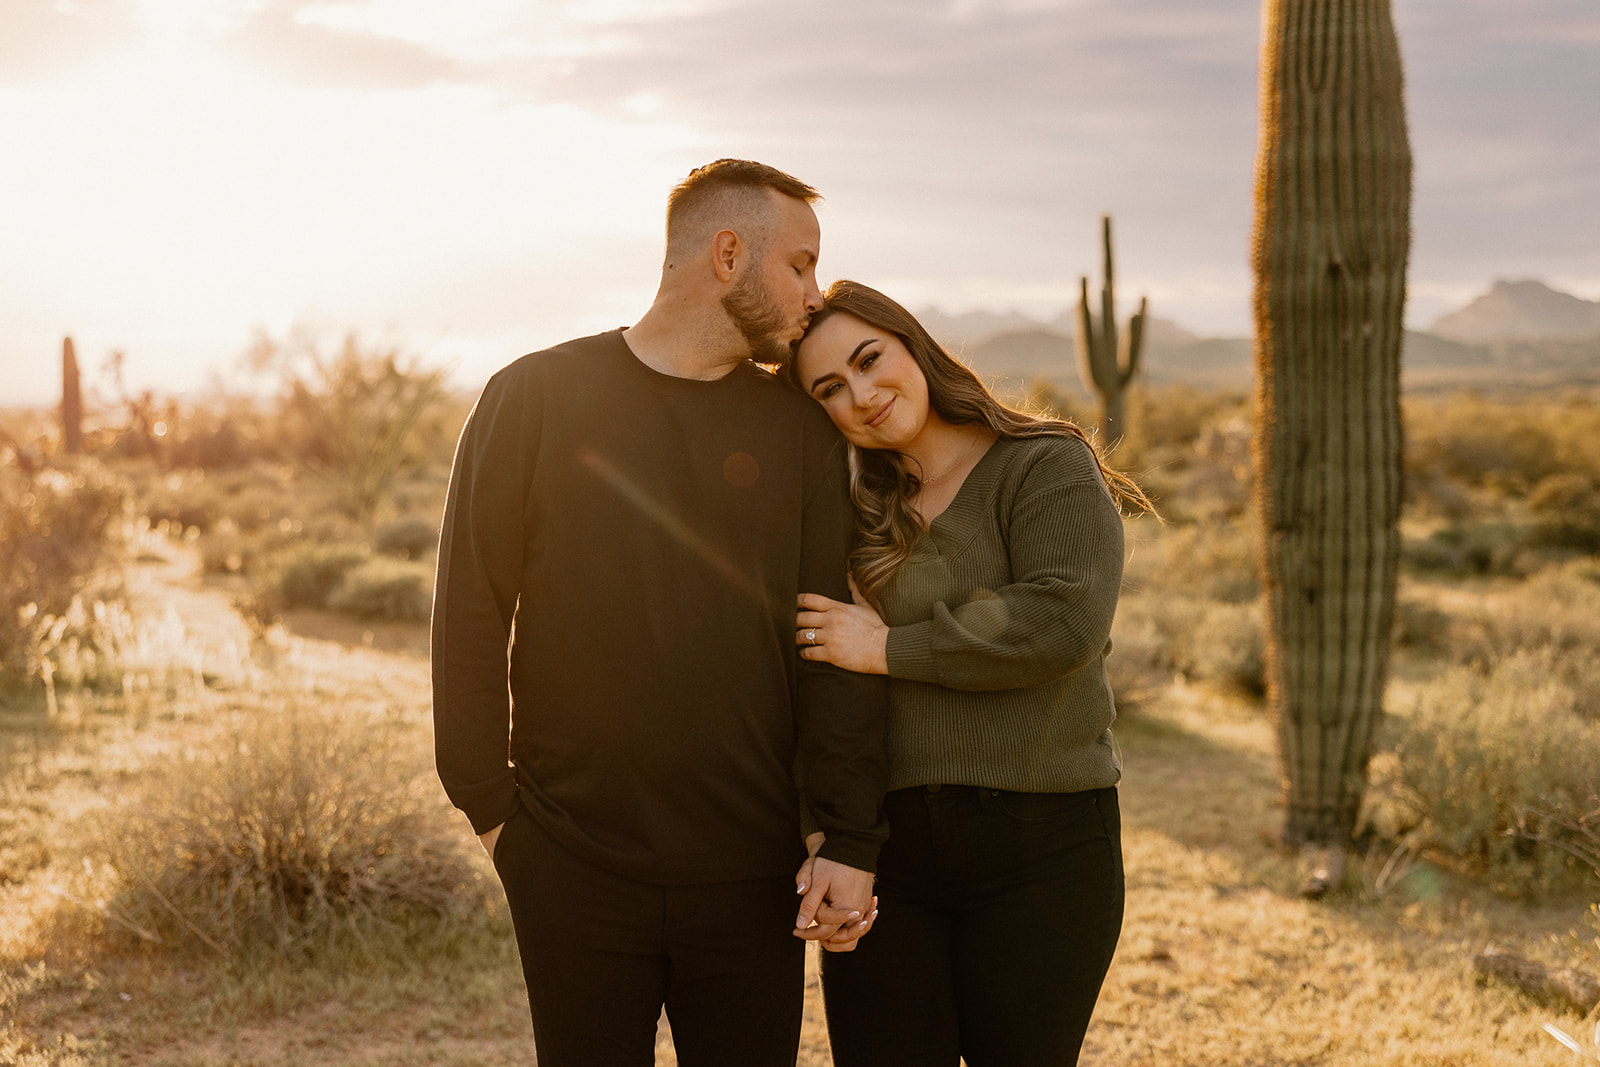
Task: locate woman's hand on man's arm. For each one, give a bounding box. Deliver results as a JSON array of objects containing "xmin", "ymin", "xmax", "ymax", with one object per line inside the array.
[{"xmin": 796, "ymin": 578, "xmax": 890, "ymax": 676}]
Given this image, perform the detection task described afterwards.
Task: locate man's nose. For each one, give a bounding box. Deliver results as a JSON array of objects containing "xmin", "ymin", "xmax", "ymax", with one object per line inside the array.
[{"xmin": 804, "ymin": 277, "xmax": 824, "ymax": 314}]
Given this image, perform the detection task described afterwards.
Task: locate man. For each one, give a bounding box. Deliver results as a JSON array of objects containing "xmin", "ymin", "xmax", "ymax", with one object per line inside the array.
[{"xmin": 431, "ymin": 159, "xmax": 887, "ymax": 1066}]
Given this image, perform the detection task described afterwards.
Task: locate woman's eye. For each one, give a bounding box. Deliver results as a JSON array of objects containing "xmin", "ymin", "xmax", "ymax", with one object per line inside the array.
[
  {"xmin": 818, "ymin": 382, "xmax": 841, "ymax": 400},
  {"xmin": 859, "ymin": 351, "xmax": 879, "ymax": 369}
]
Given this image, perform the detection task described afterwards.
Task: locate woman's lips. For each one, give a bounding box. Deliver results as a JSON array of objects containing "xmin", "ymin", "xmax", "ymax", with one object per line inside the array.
[{"xmin": 865, "ymin": 398, "xmax": 894, "ymax": 428}]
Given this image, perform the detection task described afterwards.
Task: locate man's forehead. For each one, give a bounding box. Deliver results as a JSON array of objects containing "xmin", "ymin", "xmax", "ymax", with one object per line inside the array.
[{"xmin": 772, "ymin": 195, "xmax": 821, "ymax": 245}]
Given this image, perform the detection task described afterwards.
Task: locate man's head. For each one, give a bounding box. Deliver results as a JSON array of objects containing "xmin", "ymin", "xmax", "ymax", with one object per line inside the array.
[{"xmin": 664, "ymin": 159, "xmax": 825, "ymax": 364}]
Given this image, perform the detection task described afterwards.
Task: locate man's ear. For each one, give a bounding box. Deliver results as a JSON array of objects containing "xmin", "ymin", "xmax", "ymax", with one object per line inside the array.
[{"xmin": 711, "ymin": 228, "xmax": 742, "ymax": 283}]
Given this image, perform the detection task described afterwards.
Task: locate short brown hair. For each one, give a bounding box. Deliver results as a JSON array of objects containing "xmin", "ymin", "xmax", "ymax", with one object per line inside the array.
[{"xmin": 664, "ymin": 159, "xmax": 820, "ymax": 261}]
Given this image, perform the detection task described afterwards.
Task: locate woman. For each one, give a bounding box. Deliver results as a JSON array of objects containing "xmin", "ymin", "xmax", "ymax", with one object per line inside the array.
[{"xmin": 788, "ymin": 280, "xmax": 1153, "ymax": 1066}]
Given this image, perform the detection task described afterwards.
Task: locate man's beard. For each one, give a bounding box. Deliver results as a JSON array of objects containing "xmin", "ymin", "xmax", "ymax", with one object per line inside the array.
[{"xmin": 722, "ymin": 266, "xmax": 797, "ymax": 365}]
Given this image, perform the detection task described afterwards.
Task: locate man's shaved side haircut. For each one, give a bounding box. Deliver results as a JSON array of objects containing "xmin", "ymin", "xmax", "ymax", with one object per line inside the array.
[{"xmin": 664, "ymin": 158, "xmax": 820, "ymax": 265}]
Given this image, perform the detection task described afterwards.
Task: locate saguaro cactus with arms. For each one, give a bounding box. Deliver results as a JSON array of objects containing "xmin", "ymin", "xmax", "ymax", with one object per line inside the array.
[{"xmin": 1074, "ymin": 214, "xmax": 1145, "ymax": 445}]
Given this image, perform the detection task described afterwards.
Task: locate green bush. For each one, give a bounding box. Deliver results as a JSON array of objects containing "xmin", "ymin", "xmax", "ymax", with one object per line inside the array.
[
  {"xmin": 1390, "ymin": 650, "xmax": 1600, "ymax": 894},
  {"xmin": 326, "ymin": 558, "xmax": 434, "ymax": 622},
  {"xmin": 373, "ymin": 514, "xmax": 438, "ymax": 560},
  {"xmin": 97, "ymin": 700, "xmax": 479, "ymax": 953},
  {"xmin": 1402, "ymin": 520, "xmax": 1531, "ymax": 577},
  {"xmin": 275, "ymin": 544, "xmax": 372, "ymax": 609},
  {"xmin": 1113, "ymin": 595, "xmax": 1265, "ymax": 699}
]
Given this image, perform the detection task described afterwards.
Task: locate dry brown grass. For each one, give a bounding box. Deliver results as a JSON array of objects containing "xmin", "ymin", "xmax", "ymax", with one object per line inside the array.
[
  {"xmin": 8, "ymin": 383, "xmax": 1600, "ymax": 1064},
  {"xmin": 2, "ymin": 545, "xmax": 1592, "ymax": 1065}
]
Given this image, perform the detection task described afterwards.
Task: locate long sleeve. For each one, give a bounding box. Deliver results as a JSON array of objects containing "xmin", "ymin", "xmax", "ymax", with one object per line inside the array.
[
  {"xmin": 793, "ymin": 421, "xmax": 889, "ymax": 872},
  {"xmin": 872, "ymin": 435, "xmax": 1126, "ymax": 796},
  {"xmin": 885, "ymin": 437, "xmax": 1125, "ymax": 692},
  {"xmin": 430, "ymin": 367, "xmax": 535, "ymax": 834}
]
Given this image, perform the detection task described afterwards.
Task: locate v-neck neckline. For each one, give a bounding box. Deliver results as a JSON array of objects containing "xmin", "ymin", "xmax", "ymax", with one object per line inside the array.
[{"xmin": 917, "ymin": 436, "xmax": 1006, "ymax": 535}]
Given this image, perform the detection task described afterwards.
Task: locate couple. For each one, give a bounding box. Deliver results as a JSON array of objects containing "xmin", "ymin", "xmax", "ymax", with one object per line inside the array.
[{"xmin": 431, "ymin": 159, "xmax": 1150, "ymax": 1066}]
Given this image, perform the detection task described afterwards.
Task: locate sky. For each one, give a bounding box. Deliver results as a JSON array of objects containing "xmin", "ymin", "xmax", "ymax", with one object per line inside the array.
[{"xmin": 1, "ymin": 0, "xmax": 1597, "ymax": 406}]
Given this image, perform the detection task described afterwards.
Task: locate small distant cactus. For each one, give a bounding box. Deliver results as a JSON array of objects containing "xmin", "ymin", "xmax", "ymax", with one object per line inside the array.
[
  {"xmin": 1074, "ymin": 214, "xmax": 1146, "ymax": 445},
  {"xmin": 61, "ymin": 336, "xmax": 83, "ymax": 454}
]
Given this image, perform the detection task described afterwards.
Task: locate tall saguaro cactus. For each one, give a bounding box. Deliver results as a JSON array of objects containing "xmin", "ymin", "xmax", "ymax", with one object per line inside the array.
[
  {"xmin": 1252, "ymin": 0, "xmax": 1411, "ymax": 891},
  {"xmin": 1074, "ymin": 214, "xmax": 1146, "ymax": 444},
  {"xmin": 61, "ymin": 336, "xmax": 83, "ymax": 454}
]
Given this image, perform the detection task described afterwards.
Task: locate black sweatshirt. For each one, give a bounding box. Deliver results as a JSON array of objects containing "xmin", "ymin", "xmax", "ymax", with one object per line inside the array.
[{"xmin": 431, "ymin": 330, "xmax": 888, "ymax": 883}]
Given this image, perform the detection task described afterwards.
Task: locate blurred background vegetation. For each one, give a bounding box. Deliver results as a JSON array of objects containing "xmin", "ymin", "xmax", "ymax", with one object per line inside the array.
[{"xmin": 2, "ymin": 327, "xmax": 1598, "ymax": 1061}]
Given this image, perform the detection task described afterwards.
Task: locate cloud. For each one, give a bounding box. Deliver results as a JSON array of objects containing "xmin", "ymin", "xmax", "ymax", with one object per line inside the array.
[
  {"xmin": 458, "ymin": 0, "xmax": 1264, "ymax": 325},
  {"xmin": 0, "ymin": 0, "xmax": 143, "ymax": 85},
  {"xmin": 217, "ymin": 1, "xmax": 464, "ymax": 90},
  {"xmin": 1396, "ymin": 0, "xmax": 1600, "ymax": 286}
]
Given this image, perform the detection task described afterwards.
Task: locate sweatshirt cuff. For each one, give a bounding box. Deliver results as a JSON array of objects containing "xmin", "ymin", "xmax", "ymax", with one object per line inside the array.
[
  {"xmin": 885, "ymin": 621, "xmax": 940, "ymax": 684},
  {"xmin": 452, "ymin": 773, "xmax": 521, "ymax": 836},
  {"xmin": 816, "ymin": 828, "xmax": 883, "ymax": 874}
]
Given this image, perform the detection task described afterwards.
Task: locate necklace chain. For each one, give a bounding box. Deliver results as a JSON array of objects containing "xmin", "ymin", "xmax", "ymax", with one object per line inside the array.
[{"xmin": 918, "ymin": 433, "xmax": 980, "ymax": 486}]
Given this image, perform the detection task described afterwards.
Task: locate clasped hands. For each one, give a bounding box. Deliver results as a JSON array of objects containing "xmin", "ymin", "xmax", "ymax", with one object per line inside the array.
[{"xmin": 794, "ymin": 832, "xmax": 877, "ymax": 952}]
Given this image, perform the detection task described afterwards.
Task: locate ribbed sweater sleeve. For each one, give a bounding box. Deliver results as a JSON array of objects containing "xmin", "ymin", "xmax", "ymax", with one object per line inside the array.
[
  {"xmin": 885, "ymin": 436, "xmax": 1124, "ymax": 691},
  {"xmin": 876, "ymin": 435, "xmax": 1127, "ymax": 795}
]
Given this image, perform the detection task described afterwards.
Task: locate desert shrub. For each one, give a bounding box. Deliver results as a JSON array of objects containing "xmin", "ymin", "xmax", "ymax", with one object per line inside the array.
[
  {"xmin": 1449, "ymin": 562, "xmax": 1600, "ymax": 679},
  {"xmin": 373, "ymin": 514, "xmax": 439, "ymax": 560},
  {"xmin": 1527, "ymin": 472, "xmax": 1600, "ymax": 552},
  {"xmin": 162, "ymin": 396, "xmax": 277, "ymax": 470},
  {"xmin": 1182, "ymin": 601, "xmax": 1267, "ymax": 696},
  {"xmin": 0, "ymin": 461, "xmax": 129, "ymax": 688},
  {"xmin": 97, "ymin": 700, "xmax": 479, "ymax": 953},
  {"xmin": 1391, "ymin": 595, "xmax": 1452, "ymax": 655},
  {"xmin": 1114, "ymin": 594, "xmax": 1266, "ymax": 698},
  {"xmin": 1389, "ymin": 649, "xmax": 1600, "ymax": 894},
  {"xmin": 327, "ymin": 558, "xmax": 434, "ymax": 622},
  {"xmin": 1139, "ymin": 517, "xmax": 1260, "ymax": 603},
  {"xmin": 1405, "ymin": 391, "xmax": 1600, "ymax": 501},
  {"xmin": 138, "ymin": 469, "xmax": 226, "ymax": 533},
  {"xmin": 1402, "ymin": 520, "xmax": 1532, "ymax": 577},
  {"xmin": 1129, "ymin": 386, "xmax": 1251, "ymax": 454},
  {"xmin": 236, "ymin": 543, "xmax": 374, "ymax": 629},
  {"xmin": 249, "ymin": 329, "xmax": 447, "ymax": 519},
  {"xmin": 1404, "ymin": 471, "xmax": 1478, "ymax": 522}
]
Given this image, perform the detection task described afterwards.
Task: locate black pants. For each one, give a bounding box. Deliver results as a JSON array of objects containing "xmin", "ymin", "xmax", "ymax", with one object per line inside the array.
[
  {"xmin": 492, "ymin": 802, "xmax": 805, "ymax": 1066},
  {"xmin": 821, "ymin": 785, "xmax": 1124, "ymax": 1067}
]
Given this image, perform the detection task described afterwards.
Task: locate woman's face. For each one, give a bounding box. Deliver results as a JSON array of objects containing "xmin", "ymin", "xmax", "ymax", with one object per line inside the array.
[{"xmin": 794, "ymin": 310, "xmax": 935, "ymax": 453}]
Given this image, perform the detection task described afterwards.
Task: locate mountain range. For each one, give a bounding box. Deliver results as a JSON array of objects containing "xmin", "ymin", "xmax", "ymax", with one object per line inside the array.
[{"xmin": 923, "ymin": 279, "xmax": 1600, "ymax": 397}]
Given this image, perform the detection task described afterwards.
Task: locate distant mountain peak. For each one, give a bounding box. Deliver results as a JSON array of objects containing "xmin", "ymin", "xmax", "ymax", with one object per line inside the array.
[{"xmin": 1431, "ymin": 278, "xmax": 1600, "ymax": 342}]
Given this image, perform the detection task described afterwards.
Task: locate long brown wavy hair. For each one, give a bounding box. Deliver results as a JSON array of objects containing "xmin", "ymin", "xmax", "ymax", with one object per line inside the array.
[{"xmin": 787, "ymin": 279, "xmax": 1155, "ymax": 607}]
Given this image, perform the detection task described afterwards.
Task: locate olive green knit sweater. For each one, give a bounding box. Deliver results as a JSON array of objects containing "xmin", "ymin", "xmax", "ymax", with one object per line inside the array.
[{"xmin": 879, "ymin": 434, "xmax": 1125, "ymax": 794}]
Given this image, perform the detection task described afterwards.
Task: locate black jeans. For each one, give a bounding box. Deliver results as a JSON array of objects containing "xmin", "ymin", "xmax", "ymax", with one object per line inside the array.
[
  {"xmin": 492, "ymin": 802, "xmax": 805, "ymax": 1066},
  {"xmin": 821, "ymin": 785, "xmax": 1124, "ymax": 1067}
]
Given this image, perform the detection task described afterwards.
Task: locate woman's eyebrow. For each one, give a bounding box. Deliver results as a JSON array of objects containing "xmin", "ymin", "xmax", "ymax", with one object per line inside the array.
[{"xmin": 808, "ymin": 339, "xmax": 878, "ymax": 393}]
